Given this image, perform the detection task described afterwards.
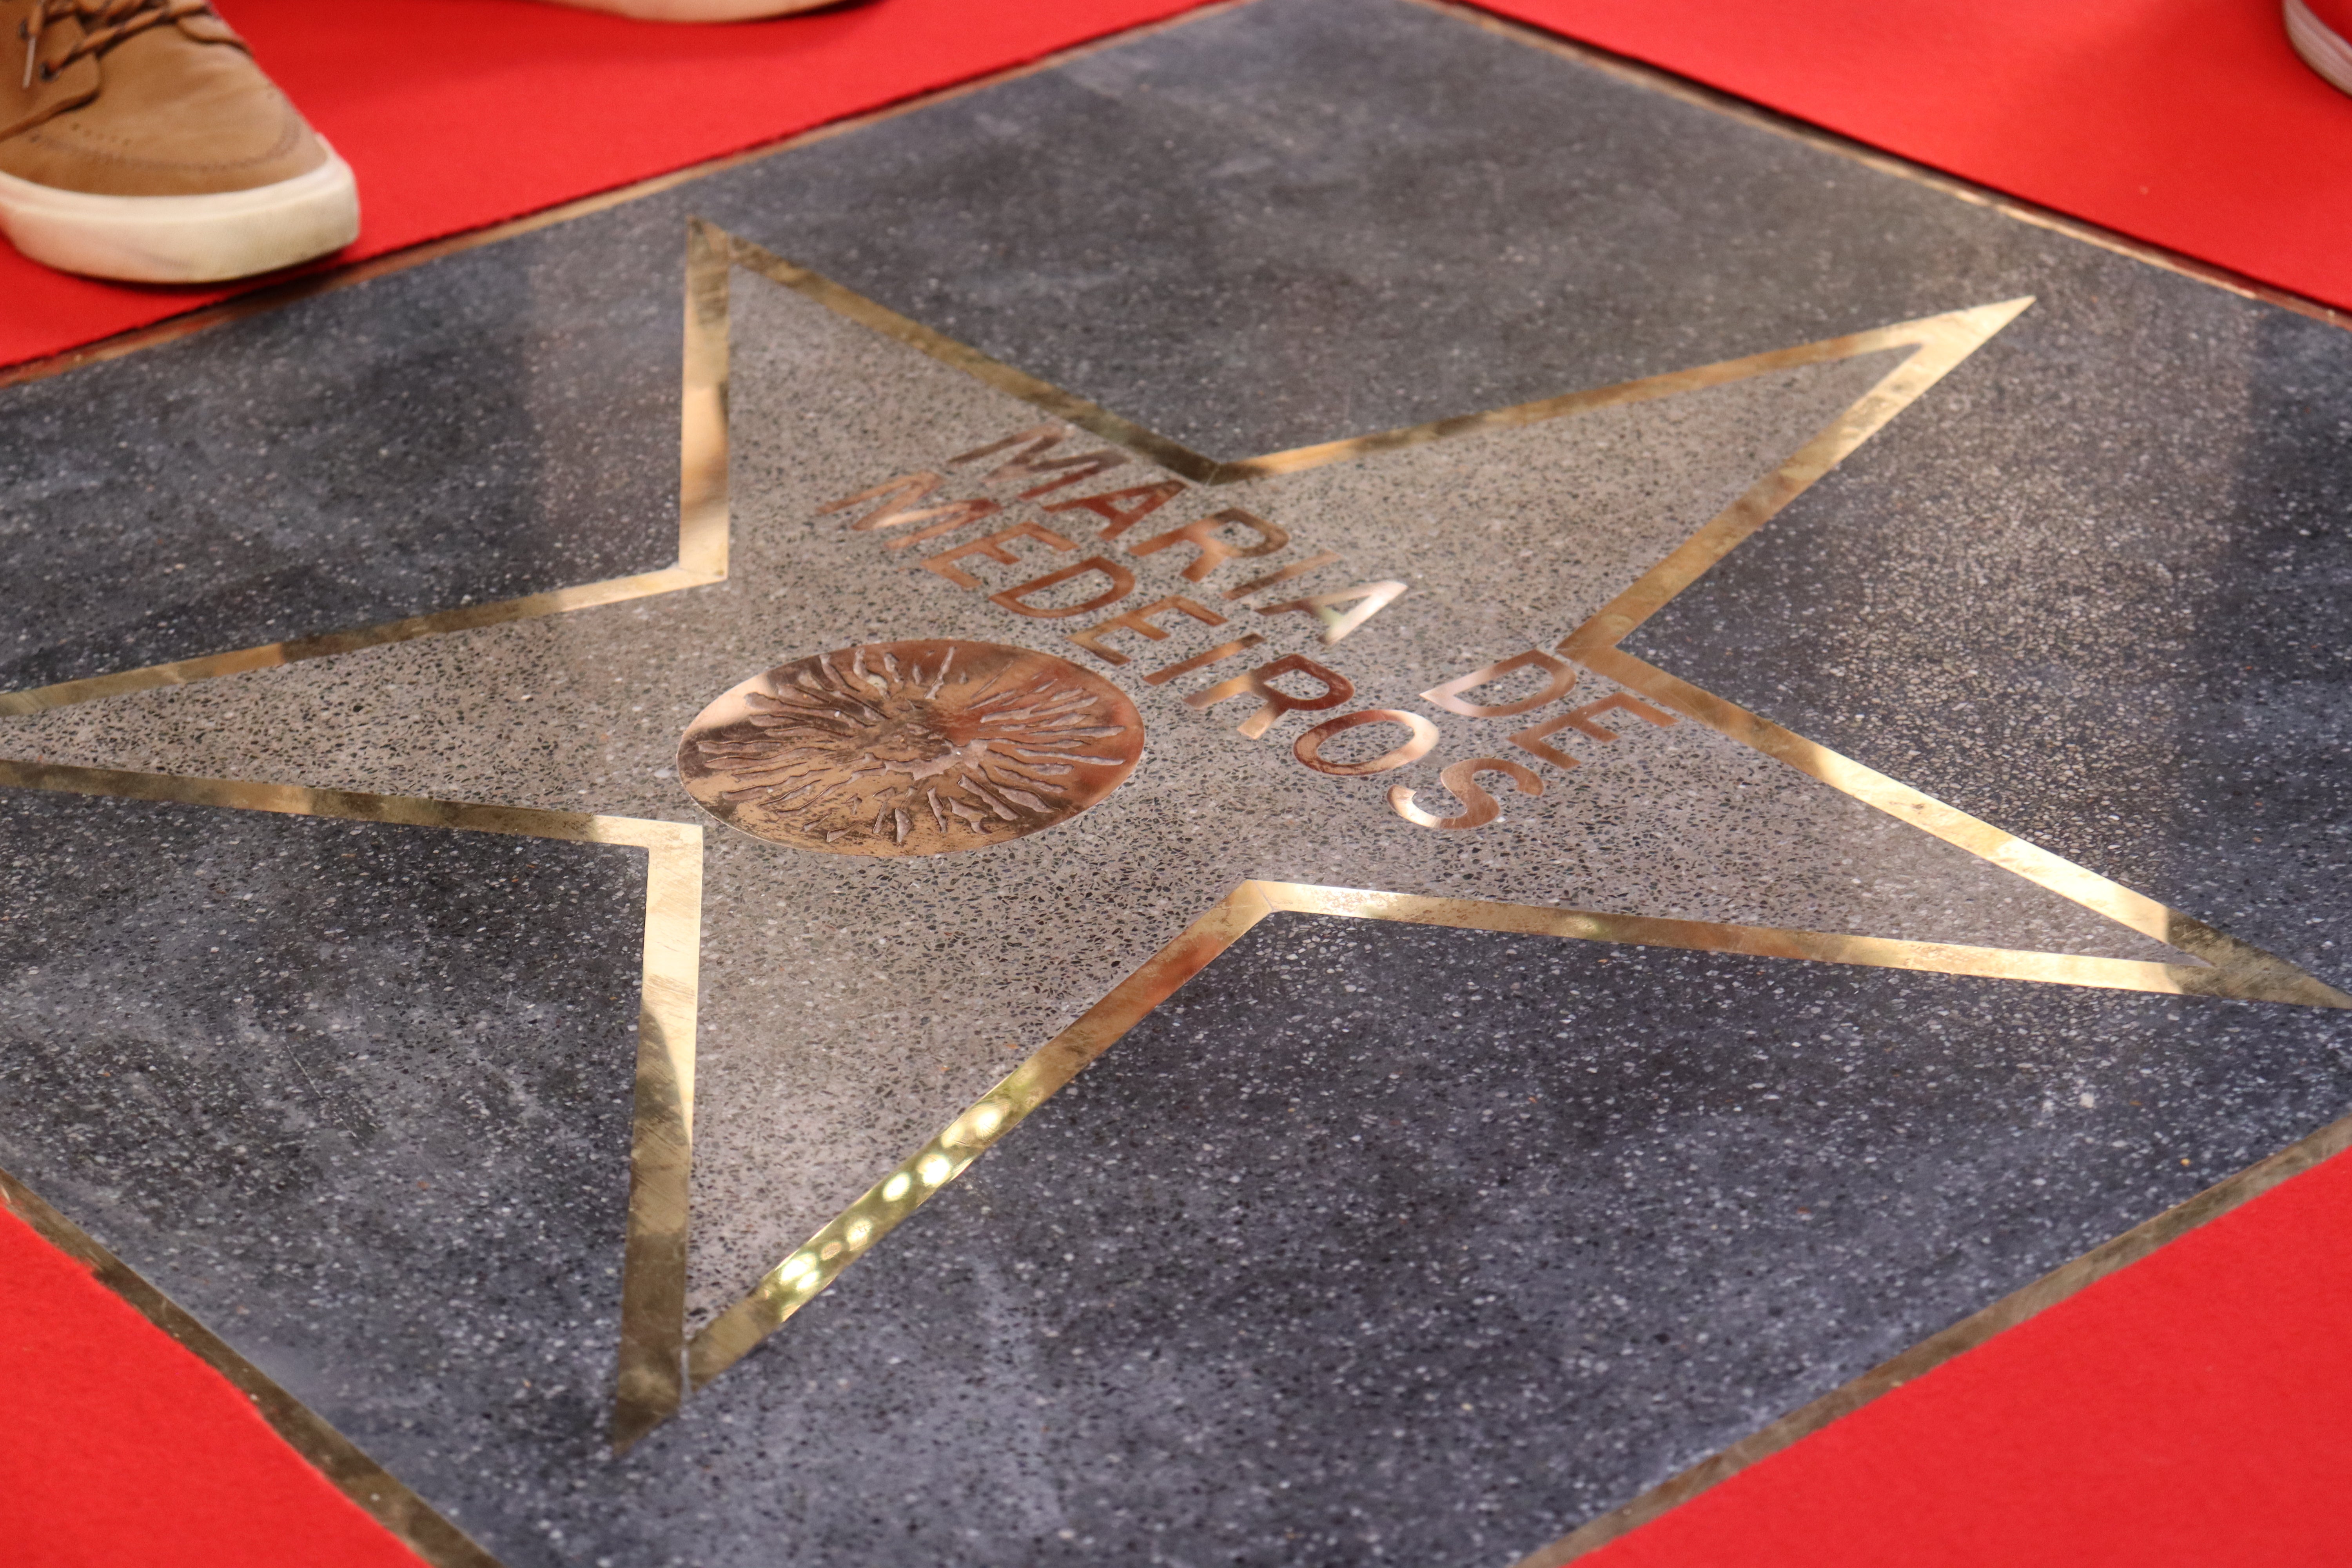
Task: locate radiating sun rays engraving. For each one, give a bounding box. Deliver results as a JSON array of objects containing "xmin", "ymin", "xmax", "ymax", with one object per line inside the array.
[{"xmin": 677, "ymin": 639, "xmax": 1145, "ymax": 855}]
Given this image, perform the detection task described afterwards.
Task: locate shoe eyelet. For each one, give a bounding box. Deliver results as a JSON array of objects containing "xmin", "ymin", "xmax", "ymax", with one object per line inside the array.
[{"xmin": 36, "ymin": 61, "xmax": 53, "ymax": 82}]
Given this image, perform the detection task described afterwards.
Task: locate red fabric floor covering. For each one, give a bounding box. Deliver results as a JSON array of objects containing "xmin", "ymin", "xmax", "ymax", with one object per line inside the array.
[
  {"xmin": 1483, "ymin": 0, "xmax": 2352, "ymax": 313},
  {"xmin": 7, "ymin": 1143, "xmax": 2352, "ymax": 1566},
  {"xmin": 9, "ymin": 3, "xmax": 2352, "ymax": 1564},
  {"xmin": 0, "ymin": 1200, "xmax": 421, "ymax": 1568},
  {"xmin": 0, "ymin": 0, "xmax": 1216, "ymax": 370},
  {"xmin": 1577, "ymin": 1145, "xmax": 2352, "ymax": 1568},
  {"xmin": 5, "ymin": 0, "xmax": 2348, "ymax": 369}
]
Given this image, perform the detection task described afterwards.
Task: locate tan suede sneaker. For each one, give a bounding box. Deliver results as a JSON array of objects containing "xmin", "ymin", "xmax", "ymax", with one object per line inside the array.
[{"xmin": 0, "ymin": 0, "xmax": 358, "ymax": 282}]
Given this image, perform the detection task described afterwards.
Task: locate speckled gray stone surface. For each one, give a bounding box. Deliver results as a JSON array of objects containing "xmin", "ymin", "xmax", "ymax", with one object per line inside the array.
[
  {"xmin": 0, "ymin": 228, "xmax": 681, "ymax": 691},
  {"xmin": 0, "ymin": 786, "xmax": 644, "ymax": 1553},
  {"xmin": 1628, "ymin": 299, "xmax": 2352, "ymax": 988},
  {"xmin": 323, "ymin": 917, "xmax": 2352, "ymax": 1568},
  {"xmin": 1, "ymin": 0, "xmax": 2350, "ymax": 1562},
  {"xmin": 5, "ymin": 265, "xmax": 2192, "ymax": 1341},
  {"xmin": 698, "ymin": 0, "xmax": 2093, "ymax": 459},
  {"xmin": 25, "ymin": 0, "xmax": 2337, "ymax": 702}
]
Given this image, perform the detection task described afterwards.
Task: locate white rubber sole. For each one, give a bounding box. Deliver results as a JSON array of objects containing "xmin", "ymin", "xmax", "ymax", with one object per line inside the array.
[
  {"xmin": 0, "ymin": 146, "xmax": 359, "ymax": 283},
  {"xmin": 2288, "ymin": 0, "xmax": 2352, "ymax": 96}
]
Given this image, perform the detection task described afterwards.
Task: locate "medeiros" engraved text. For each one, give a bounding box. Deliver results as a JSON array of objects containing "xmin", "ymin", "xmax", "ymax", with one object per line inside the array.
[{"xmin": 818, "ymin": 424, "xmax": 1679, "ymax": 831}]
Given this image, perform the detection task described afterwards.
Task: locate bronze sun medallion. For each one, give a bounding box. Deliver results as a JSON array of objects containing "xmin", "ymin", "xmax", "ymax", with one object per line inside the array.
[{"xmin": 678, "ymin": 639, "xmax": 1145, "ymax": 855}]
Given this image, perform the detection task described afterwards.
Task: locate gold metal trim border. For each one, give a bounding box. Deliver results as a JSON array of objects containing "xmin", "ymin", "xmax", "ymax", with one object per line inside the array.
[
  {"xmin": 6, "ymin": 31, "xmax": 2348, "ymax": 1527},
  {"xmin": 670, "ymin": 225, "xmax": 2350, "ymax": 1418},
  {"xmin": 1525, "ymin": 305, "xmax": 2352, "ymax": 1011},
  {"xmin": 0, "ymin": 1165, "xmax": 502, "ymax": 1568},
  {"xmin": 683, "ymin": 878, "xmax": 2338, "ymax": 1387},
  {"xmin": 717, "ymin": 225, "xmax": 2014, "ymax": 487},
  {"xmin": 1509, "ymin": 1095, "xmax": 2352, "ymax": 1566},
  {"xmin": 1425, "ymin": 0, "xmax": 2352, "ymax": 337},
  {"xmin": 12, "ymin": 215, "xmax": 2345, "ymax": 1468},
  {"xmin": 0, "ymin": 759, "xmax": 705, "ymax": 1454},
  {"xmin": 1568, "ymin": 646, "xmax": 2348, "ymax": 1010},
  {"xmin": 708, "ymin": 230, "xmax": 2337, "ymax": 1009},
  {"xmin": 0, "ymin": 228, "xmax": 733, "ymax": 720}
]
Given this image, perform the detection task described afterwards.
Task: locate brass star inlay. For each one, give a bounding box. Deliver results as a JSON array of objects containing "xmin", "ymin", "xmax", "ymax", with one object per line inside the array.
[{"xmin": 4, "ymin": 221, "xmax": 2343, "ymax": 1497}]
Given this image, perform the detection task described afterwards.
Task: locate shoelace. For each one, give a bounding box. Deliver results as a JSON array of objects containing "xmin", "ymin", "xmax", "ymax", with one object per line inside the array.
[{"xmin": 20, "ymin": 0, "xmax": 215, "ymax": 90}]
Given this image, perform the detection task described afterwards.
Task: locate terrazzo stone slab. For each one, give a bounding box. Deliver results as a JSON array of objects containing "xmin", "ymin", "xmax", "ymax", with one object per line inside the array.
[
  {"xmin": 0, "ymin": 786, "xmax": 645, "ymax": 1554},
  {"xmin": 0, "ymin": 226, "xmax": 682, "ymax": 692},
  {"xmin": 349, "ymin": 915, "xmax": 2352, "ymax": 1568},
  {"xmin": 2, "ymin": 264, "xmax": 2189, "ymax": 1338},
  {"xmin": 12, "ymin": 806, "xmax": 2341, "ymax": 1568},
  {"xmin": 0, "ymin": 0, "xmax": 2346, "ymax": 1560},
  {"xmin": 687, "ymin": 0, "xmax": 2097, "ymax": 459},
  {"xmin": 15, "ymin": 0, "xmax": 2331, "ymax": 709},
  {"xmin": 1628, "ymin": 298, "xmax": 2352, "ymax": 987}
]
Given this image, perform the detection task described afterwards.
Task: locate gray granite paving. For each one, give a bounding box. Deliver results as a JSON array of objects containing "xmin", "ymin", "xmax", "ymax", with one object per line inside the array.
[
  {"xmin": 0, "ymin": 787, "xmax": 644, "ymax": 1557},
  {"xmin": 1, "ymin": 0, "xmax": 2348, "ymax": 1563}
]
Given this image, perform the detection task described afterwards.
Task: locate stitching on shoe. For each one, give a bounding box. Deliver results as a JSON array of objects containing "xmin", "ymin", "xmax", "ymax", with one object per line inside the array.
[{"xmin": 9, "ymin": 102, "xmax": 309, "ymax": 176}]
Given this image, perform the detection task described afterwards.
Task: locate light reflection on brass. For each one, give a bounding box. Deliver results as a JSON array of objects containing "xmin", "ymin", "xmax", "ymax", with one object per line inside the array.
[
  {"xmin": 1253, "ymin": 579, "xmax": 1409, "ymax": 645},
  {"xmin": 1293, "ymin": 709, "xmax": 1439, "ymax": 775},
  {"xmin": 677, "ymin": 219, "xmax": 733, "ymax": 585},
  {"xmin": 686, "ymin": 882, "xmax": 1280, "ymax": 1391},
  {"xmin": 1183, "ymin": 652, "xmax": 1355, "ymax": 739},
  {"xmin": 1421, "ymin": 650, "xmax": 1579, "ymax": 717},
  {"xmin": 1555, "ymin": 693, "xmax": 1678, "ymax": 740},
  {"xmin": 920, "ymin": 519, "xmax": 1074, "ymax": 589},
  {"xmin": 1128, "ymin": 507, "xmax": 1290, "ymax": 582},
  {"xmin": 990, "ymin": 557, "xmax": 1139, "ymax": 619},
  {"xmin": 1040, "ymin": 480, "xmax": 1189, "ymax": 540},
  {"xmin": 1067, "ymin": 595, "xmax": 1227, "ymax": 665},
  {"xmin": 1388, "ymin": 756, "xmax": 1543, "ymax": 829},
  {"xmin": 1141, "ymin": 632, "xmax": 1264, "ymax": 686},
  {"xmin": 1223, "ymin": 550, "xmax": 1345, "ymax": 600},
  {"xmin": 0, "ymin": 1167, "xmax": 503, "ymax": 1568},
  {"xmin": 687, "ymin": 875, "xmax": 2320, "ymax": 1390},
  {"xmin": 953, "ymin": 423, "xmax": 1133, "ymax": 499},
  {"xmin": 612, "ymin": 811, "xmax": 705, "ymax": 1457},
  {"xmin": 1507, "ymin": 711, "xmax": 1583, "ymax": 772},
  {"xmin": 819, "ymin": 471, "xmax": 1004, "ymax": 551},
  {"xmin": 1242, "ymin": 882, "xmax": 2252, "ymax": 994},
  {"xmin": 677, "ymin": 640, "xmax": 1143, "ymax": 856},
  {"xmin": 0, "ymin": 759, "xmax": 706, "ymax": 1458}
]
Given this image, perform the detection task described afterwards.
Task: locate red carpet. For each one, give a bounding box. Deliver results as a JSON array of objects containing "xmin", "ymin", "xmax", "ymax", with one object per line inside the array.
[
  {"xmin": 0, "ymin": 1200, "xmax": 420, "ymax": 1568},
  {"xmin": 8, "ymin": 3, "xmax": 2352, "ymax": 1564},
  {"xmin": 1581, "ymin": 1143, "xmax": 2352, "ymax": 1568},
  {"xmin": 5, "ymin": 0, "xmax": 2348, "ymax": 370},
  {"xmin": 0, "ymin": 0, "xmax": 1216, "ymax": 370},
  {"xmin": 7, "ymin": 1142, "xmax": 2350, "ymax": 1566},
  {"xmin": 1480, "ymin": 0, "xmax": 2352, "ymax": 314}
]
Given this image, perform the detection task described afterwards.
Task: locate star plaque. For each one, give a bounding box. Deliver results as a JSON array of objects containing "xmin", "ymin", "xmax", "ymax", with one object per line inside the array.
[{"xmin": 2, "ymin": 220, "xmax": 2340, "ymax": 1508}]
